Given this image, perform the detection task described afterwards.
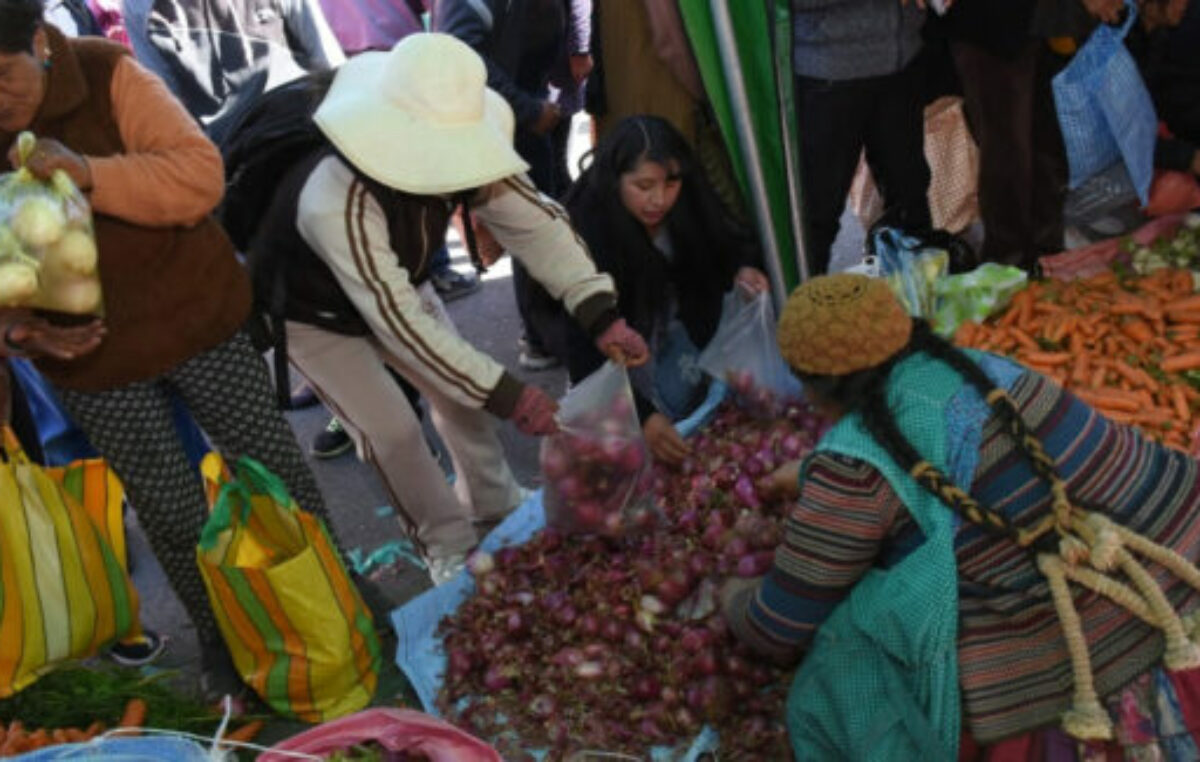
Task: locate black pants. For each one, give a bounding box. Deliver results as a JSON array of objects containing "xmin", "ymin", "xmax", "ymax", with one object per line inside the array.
[
  {"xmin": 57, "ymin": 332, "xmax": 334, "ymax": 647},
  {"xmin": 512, "ymin": 125, "xmax": 562, "ymax": 354},
  {"xmin": 795, "ymin": 60, "xmax": 932, "ymax": 276},
  {"xmin": 953, "ymin": 40, "xmax": 1068, "ymax": 269}
]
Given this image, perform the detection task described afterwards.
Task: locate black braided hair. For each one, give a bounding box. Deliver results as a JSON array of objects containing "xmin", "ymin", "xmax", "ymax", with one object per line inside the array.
[{"xmin": 796, "ymin": 320, "xmax": 1067, "ymax": 549}]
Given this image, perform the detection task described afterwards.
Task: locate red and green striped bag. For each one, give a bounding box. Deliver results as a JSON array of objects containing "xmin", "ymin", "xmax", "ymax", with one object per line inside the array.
[
  {"xmin": 196, "ymin": 456, "xmax": 380, "ymax": 722},
  {"xmin": 0, "ymin": 428, "xmax": 139, "ymax": 697}
]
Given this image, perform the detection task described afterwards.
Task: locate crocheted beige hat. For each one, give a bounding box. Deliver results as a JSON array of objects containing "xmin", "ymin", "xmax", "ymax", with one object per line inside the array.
[{"xmin": 777, "ymin": 273, "xmax": 912, "ymax": 376}]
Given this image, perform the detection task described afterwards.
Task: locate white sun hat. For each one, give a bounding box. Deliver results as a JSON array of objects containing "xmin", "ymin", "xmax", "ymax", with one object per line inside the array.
[{"xmin": 313, "ymin": 33, "xmax": 529, "ymax": 195}]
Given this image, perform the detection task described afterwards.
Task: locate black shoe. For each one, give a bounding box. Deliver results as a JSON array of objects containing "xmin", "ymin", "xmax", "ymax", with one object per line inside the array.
[
  {"xmin": 311, "ymin": 418, "xmax": 353, "ymax": 459},
  {"xmin": 289, "ymin": 383, "xmax": 320, "ymax": 410},
  {"xmin": 108, "ymin": 629, "xmax": 166, "ymax": 667}
]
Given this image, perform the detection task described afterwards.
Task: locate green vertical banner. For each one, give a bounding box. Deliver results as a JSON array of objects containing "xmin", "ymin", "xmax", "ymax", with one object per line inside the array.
[{"xmin": 678, "ymin": 0, "xmax": 808, "ymax": 303}]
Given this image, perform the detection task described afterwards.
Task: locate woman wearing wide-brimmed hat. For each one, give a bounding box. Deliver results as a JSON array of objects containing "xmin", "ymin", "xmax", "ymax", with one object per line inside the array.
[
  {"xmin": 247, "ymin": 33, "xmax": 649, "ymax": 585},
  {"xmin": 721, "ymin": 273, "xmax": 1200, "ymax": 759}
]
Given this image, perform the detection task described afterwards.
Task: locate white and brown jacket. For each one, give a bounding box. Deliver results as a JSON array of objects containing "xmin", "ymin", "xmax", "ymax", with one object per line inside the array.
[{"xmin": 251, "ymin": 149, "xmax": 618, "ymax": 418}]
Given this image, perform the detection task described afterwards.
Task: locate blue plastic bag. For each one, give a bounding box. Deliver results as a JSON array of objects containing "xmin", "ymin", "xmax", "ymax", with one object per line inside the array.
[
  {"xmin": 11, "ymin": 736, "xmax": 212, "ymax": 761},
  {"xmin": 870, "ymin": 227, "xmax": 950, "ymax": 320},
  {"xmin": 1052, "ymin": 0, "xmax": 1157, "ymax": 203}
]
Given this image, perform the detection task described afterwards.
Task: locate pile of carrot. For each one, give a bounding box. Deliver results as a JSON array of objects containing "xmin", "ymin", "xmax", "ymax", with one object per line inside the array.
[{"xmin": 953, "ymin": 267, "xmax": 1200, "ymax": 451}]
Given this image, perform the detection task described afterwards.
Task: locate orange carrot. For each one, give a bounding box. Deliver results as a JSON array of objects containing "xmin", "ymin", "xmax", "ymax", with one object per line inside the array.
[
  {"xmin": 1020, "ymin": 351, "xmax": 1073, "ymax": 367},
  {"xmin": 221, "ymin": 720, "xmax": 265, "ymax": 745},
  {"xmin": 1121, "ymin": 318, "xmax": 1156, "ymax": 344},
  {"xmin": 118, "ymin": 698, "xmax": 147, "ymax": 734},
  {"xmin": 1160, "ymin": 352, "xmax": 1200, "ymax": 373},
  {"xmin": 1172, "ymin": 385, "xmax": 1191, "ymax": 423},
  {"xmin": 1078, "ymin": 393, "xmax": 1140, "ymax": 413},
  {"xmin": 1166, "ymin": 294, "xmax": 1200, "ymax": 314}
]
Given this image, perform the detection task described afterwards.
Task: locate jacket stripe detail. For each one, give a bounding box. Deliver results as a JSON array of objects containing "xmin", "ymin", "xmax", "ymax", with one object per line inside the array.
[
  {"xmin": 343, "ymin": 180, "xmax": 490, "ymax": 402},
  {"xmin": 499, "ymin": 176, "xmax": 600, "ymax": 263}
]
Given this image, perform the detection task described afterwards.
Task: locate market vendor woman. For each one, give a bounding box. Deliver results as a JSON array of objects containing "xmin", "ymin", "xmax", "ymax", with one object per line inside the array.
[{"xmin": 723, "ymin": 273, "xmax": 1200, "ymax": 760}]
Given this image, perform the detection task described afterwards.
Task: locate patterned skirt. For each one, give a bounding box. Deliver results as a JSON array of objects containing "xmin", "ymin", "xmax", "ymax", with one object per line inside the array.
[{"xmin": 962, "ymin": 666, "xmax": 1200, "ymax": 761}]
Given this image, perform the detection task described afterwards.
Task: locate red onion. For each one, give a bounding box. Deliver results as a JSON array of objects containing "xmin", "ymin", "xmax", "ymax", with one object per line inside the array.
[{"xmin": 435, "ymin": 398, "xmax": 818, "ymax": 757}]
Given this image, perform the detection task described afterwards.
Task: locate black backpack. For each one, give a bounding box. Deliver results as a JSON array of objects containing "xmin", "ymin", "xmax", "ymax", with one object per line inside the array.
[{"xmin": 218, "ymin": 74, "xmax": 330, "ymax": 253}]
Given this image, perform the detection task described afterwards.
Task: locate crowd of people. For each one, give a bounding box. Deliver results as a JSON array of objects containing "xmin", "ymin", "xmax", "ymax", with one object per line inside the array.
[{"xmin": 1, "ymin": 0, "xmax": 1200, "ymax": 756}]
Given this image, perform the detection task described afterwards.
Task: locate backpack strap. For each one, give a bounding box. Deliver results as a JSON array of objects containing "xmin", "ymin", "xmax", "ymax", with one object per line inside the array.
[{"xmin": 456, "ymin": 192, "xmax": 486, "ymax": 274}]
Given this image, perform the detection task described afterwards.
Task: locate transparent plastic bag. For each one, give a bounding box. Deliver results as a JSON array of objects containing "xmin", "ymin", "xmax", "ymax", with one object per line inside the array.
[
  {"xmin": 932, "ymin": 263, "xmax": 1028, "ymax": 338},
  {"xmin": 541, "ymin": 362, "xmax": 658, "ymax": 537},
  {"xmin": 0, "ymin": 132, "xmax": 103, "ymax": 314},
  {"xmin": 697, "ymin": 291, "xmax": 802, "ymax": 417}
]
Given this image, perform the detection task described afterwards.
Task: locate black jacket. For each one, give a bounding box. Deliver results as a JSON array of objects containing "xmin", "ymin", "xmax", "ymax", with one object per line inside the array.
[
  {"xmin": 433, "ymin": 0, "xmax": 565, "ymax": 128},
  {"xmin": 1126, "ymin": 1, "xmax": 1200, "ymax": 171}
]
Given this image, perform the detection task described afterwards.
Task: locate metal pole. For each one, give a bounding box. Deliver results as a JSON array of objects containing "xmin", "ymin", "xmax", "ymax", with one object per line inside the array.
[
  {"xmin": 709, "ymin": 0, "xmax": 788, "ymax": 309},
  {"xmin": 771, "ymin": 0, "xmax": 809, "ymax": 284}
]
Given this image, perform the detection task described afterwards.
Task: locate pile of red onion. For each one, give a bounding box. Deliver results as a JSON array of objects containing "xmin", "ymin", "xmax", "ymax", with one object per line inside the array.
[{"xmin": 436, "ymin": 399, "xmax": 831, "ymax": 759}]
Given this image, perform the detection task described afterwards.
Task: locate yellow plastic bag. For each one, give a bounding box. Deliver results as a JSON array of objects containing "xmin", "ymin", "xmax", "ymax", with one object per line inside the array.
[
  {"xmin": 0, "ymin": 428, "xmax": 139, "ymax": 697},
  {"xmin": 197, "ymin": 455, "xmax": 380, "ymax": 722}
]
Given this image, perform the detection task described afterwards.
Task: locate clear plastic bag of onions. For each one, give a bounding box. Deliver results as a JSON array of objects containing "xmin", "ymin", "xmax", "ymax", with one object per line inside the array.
[
  {"xmin": 697, "ymin": 291, "xmax": 801, "ymax": 418},
  {"xmin": 541, "ymin": 362, "xmax": 661, "ymax": 536}
]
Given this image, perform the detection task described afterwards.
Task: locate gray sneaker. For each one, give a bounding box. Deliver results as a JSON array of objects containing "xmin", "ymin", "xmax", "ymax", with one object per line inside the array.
[
  {"xmin": 426, "ymin": 553, "xmax": 468, "ymax": 586},
  {"xmin": 430, "ymin": 268, "xmax": 481, "ymax": 302}
]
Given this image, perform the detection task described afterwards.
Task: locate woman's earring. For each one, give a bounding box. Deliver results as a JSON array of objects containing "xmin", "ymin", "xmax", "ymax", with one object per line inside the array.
[{"xmin": 42, "ymin": 49, "xmax": 51, "ymax": 70}]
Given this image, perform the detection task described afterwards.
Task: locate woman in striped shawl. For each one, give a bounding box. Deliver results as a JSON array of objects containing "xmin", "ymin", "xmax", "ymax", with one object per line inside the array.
[{"xmin": 722, "ymin": 273, "xmax": 1200, "ymax": 761}]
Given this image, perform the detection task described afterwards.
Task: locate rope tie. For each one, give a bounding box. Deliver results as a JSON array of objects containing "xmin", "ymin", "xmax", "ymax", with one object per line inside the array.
[{"xmin": 1039, "ymin": 554, "xmax": 1113, "ymax": 740}]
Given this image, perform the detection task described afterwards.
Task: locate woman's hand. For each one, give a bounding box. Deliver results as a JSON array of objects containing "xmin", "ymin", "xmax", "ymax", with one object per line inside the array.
[
  {"xmin": 7, "ymin": 137, "xmax": 93, "ymax": 192},
  {"xmin": 595, "ymin": 318, "xmax": 650, "ymax": 367},
  {"xmin": 644, "ymin": 412, "xmax": 690, "ymax": 466},
  {"xmin": 734, "ymin": 267, "xmax": 770, "ymax": 297},
  {"xmin": 1, "ymin": 310, "xmax": 105, "ymax": 360},
  {"xmin": 756, "ymin": 459, "xmax": 802, "ymax": 501}
]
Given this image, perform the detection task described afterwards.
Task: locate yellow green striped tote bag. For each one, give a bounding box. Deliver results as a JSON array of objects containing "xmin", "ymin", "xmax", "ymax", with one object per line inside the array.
[
  {"xmin": 0, "ymin": 428, "xmax": 140, "ymax": 697},
  {"xmin": 197, "ymin": 456, "xmax": 380, "ymax": 722}
]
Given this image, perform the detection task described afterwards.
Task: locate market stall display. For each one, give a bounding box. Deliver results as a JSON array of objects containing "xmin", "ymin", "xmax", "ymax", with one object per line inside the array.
[
  {"xmin": 954, "ymin": 215, "xmax": 1200, "ymax": 451},
  {"xmin": 395, "ymin": 385, "xmax": 831, "ymax": 760}
]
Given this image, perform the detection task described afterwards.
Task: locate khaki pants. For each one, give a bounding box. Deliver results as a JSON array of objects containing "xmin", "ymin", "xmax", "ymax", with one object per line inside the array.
[{"xmin": 286, "ymin": 290, "xmax": 520, "ymax": 559}]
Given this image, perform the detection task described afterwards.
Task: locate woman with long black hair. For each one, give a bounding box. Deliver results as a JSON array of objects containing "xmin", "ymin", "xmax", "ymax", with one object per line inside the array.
[
  {"xmin": 534, "ymin": 115, "xmax": 767, "ymax": 465},
  {"xmin": 723, "ymin": 273, "xmax": 1200, "ymax": 760}
]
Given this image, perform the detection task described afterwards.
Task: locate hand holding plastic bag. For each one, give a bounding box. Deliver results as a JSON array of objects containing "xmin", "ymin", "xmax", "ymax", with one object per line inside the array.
[
  {"xmin": 0, "ymin": 132, "xmax": 103, "ymax": 314},
  {"xmin": 541, "ymin": 362, "xmax": 659, "ymax": 536},
  {"xmin": 697, "ymin": 291, "xmax": 802, "ymax": 417}
]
